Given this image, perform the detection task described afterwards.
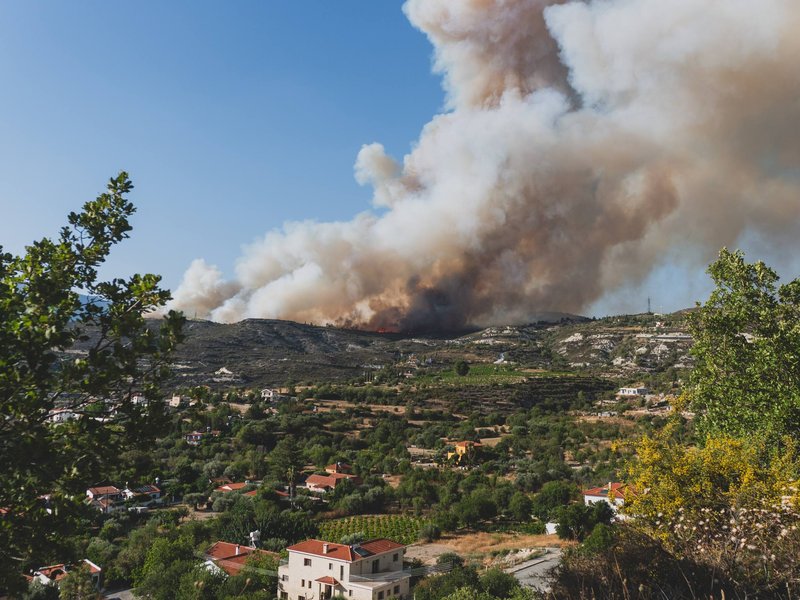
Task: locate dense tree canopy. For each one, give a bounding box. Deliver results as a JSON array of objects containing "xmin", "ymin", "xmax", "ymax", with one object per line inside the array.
[
  {"xmin": 688, "ymin": 248, "xmax": 800, "ymax": 443},
  {"xmin": 0, "ymin": 174, "xmax": 184, "ymax": 593}
]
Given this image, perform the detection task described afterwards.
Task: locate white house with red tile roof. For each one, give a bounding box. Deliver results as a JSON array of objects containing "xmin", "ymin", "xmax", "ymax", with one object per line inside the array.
[
  {"xmin": 32, "ymin": 559, "xmax": 102, "ymax": 589},
  {"xmin": 86, "ymin": 486, "xmax": 122, "ymax": 501},
  {"xmin": 203, "ymin": 541, "xmax": 278, "ymax": 577},
  {"xmin": 277, "ymin": 538, "xmax": 410, "ymax": 600},
  {"xmin": 305, "ymin": 472, "xmax": 362, "ymax": 493},
  {"xmin": 214, "ymin": 482, "xmax": 253, "ymax": 493},
  {"xmin": 326, "ymin": 462, "xmax": 353, "ymax": 474},
  {"xmin": 582, "ymin": 482, "xmax": 631, "ymax": 512},
  {"xmin": 122, "ymin": 484, "xmax": 162, "ymax": 504},
  {"xmin": 185, "ymin": 429, "xmax": 221, "ymax": 445}
]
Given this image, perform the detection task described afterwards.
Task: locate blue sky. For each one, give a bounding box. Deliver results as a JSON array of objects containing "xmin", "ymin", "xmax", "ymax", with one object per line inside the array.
[{"xmin": 0, "ymin": 1, "xmax": 441, "ymax": 290}]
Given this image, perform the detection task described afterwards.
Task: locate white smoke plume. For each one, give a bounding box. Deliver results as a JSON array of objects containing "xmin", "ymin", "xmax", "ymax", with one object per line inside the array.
[{"xmin": 169, "ymin": 0, "xmax": 800, "ymax": 331}]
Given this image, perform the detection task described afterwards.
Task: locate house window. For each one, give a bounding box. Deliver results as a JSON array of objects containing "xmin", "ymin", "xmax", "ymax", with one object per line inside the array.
[
  {"xmin": 308, "ymin": 581, "xmax": 312, "ymax": 588},
  {"xmin": 340, "ymin": 565, "xmax": 344, "ymax": 578},
  {"xmin": 280, "ymin": 593, "xmax": 287, "ymax": 600},
  {"xmin": 301, "ymin": 579, "xmax": 305, "ymax": 587},
  {"xmin": 304, "ymin": 558, "xmax": 312, "ymax": 567},
  {"xmin": 393, "ymin": 553, "xmax": 399, "ymax": 562},
  {"xmin": 329, "ymin": 562, "xmax": 332, "ymax": 570},
  {"xmin": 378, "ymin": 593, "xmax": 384, "ymax": 600},
  {"xmin": 394, "ymin": 585, "xmax": 400, "ymax": 594}
]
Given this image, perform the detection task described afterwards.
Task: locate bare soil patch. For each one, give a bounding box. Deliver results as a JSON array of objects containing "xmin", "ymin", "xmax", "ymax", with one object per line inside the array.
[{"xmin": 407, "ymin": 531, "xmax": 569, "ymax": 565}]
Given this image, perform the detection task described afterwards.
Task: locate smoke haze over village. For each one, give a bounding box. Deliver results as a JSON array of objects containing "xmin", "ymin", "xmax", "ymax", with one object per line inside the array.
[{"xmin": 169, "ymin": 0, "xmax": 800, "ymax": 332}]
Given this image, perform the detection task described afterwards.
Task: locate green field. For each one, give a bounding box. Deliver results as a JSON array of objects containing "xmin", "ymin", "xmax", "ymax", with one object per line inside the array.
[
  {"xmin": 318, "ymin": 515, "xmax": 431, "ymax": 545},
  {"xmin": 415, "ymin": 364, "xmax": 527, "ymax": 385}
]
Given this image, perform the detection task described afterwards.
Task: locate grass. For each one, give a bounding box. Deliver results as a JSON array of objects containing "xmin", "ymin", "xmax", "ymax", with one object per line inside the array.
[{"xmin": 414, "ymin": 364, "xmax": 571, "ymax": 386}]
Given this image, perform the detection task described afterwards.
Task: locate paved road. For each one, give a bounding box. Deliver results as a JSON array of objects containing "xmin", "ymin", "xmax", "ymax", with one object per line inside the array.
[
  {"xmin": 505, "ymin": 548, "xmax": 562, "ymax": 592},
  {"xmin": 103, "ymin": 588, "xmax": 135, "ymax": 600}
]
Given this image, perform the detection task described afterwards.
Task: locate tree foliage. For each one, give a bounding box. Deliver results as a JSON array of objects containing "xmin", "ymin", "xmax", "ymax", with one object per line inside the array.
[
  {"xmin": 688, "ymin": 248, "xmax": 800, "ymax": 443},
  {"xmin": 0, "ymin": 174, "xmax": 184, "ymax": 593}
]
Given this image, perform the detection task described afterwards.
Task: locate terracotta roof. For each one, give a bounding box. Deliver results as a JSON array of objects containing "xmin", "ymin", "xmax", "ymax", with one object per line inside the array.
[
  {"xmin": 206, "ymin": 541, "xmax": 257, "ymax": 560},
  {"xmin": 325, "ymin": 462, "xmax": 353, "ymax": 473},
  {"xmin": 87, "ymin": 486, "xmax": 120, "ymax": 496},
  {"xmin": 215, "ymin": 482, "xmax": 250, "ymax": 493},
  {"xmin": 582, "ymin": 482, "xmax": 631, "ymax": 500},
  {"xmin": 35, "ymin": 564, "xmax": 69, "ymax": 582},
  {"xmin": 288, "ymin": 539, "xmax": 356, "ymax": 561},
  {"xmin": 315, "ymin": 576, "xmax": 339, "ymax": 584},
  {"xmin": 204, "ymin": 541, "xmax": 276, "ymax": 576},
  {"xmin": 359, "ymin": 539, "xmax": 404, "ymax": 554},
  {"xmin": 83, "ymin": 559, "xmax": 102, "ymax": 574},
  {"xmin": 306, "ymin": 473, "xmax": 360, "ymax": 489},
  {"xmin": 286, "ymin": 538, "xmax": 404, "ymax": 562}
]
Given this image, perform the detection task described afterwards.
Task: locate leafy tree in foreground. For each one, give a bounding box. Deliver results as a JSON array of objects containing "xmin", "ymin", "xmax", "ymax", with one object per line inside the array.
[
  {"xmin": 688, "ymin": 248, "xmax": 800, "ymax": 443},
  {"xmin": 0, "ymin": 173, "xmax": 184, "ymax": 594}
]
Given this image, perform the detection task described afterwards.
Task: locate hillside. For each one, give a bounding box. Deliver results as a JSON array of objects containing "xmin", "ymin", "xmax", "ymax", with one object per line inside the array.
[{"xmin": 164, "ymin": 311, "xmax": 693, "ymax": 388}]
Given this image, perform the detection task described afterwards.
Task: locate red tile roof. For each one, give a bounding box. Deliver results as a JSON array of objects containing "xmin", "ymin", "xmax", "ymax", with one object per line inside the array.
[
  {"xmin": 582, "ymin": 482, "xmax": 631, "ymax": 500},
  {"xmin": 215, "ymin": 482, "xmax": 250, "ymax": 493},
  {"xmin": 455, "ymin": 441, "xmax": 481, "ymax": 448},
  {"xmin": 83, "ymin": 559, "xmax": 102, "ymax": 574},
  {"xmin": 35, "ymin": 564, "xmax": 69, "ymax": 582},
  {"xmin": 306, "ymin": 473, "xmax": 361, "ymax": 489},
  {"xmin": 286, "ymin": 538, "xmax": 404, "ymax": 562},
  {"xmin": 360, "ymin": 539, "xmax": 404, "ymax": 554},
  {"xmin": 204, "ymin": 541, "xmax": 277, "ymax": 576},
  {"xmin": 315, "ymin": 576, "xmax": 339, "ymax": 584},
  {"xmin": 288, "ymin": 539, "xmax": 356, "ymax": 561},
  {"xmin": 87, "ymin": 486, "xmax": 120, "ymax": 496},
  {"xmin": 325, "ymin": 462, "xmax": 353, "ymax": 474}
]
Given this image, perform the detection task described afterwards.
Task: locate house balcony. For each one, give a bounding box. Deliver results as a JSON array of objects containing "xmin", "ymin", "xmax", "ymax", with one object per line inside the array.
[{"xmin": 348, "ymin": 567, "xmax": 413, "ymax": 583}]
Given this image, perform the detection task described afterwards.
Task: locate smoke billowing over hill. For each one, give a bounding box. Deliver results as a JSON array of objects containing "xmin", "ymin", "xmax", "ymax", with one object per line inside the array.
[{"xmin": 169, "ymin": 0, "xmax": 800, "ymax": 332}]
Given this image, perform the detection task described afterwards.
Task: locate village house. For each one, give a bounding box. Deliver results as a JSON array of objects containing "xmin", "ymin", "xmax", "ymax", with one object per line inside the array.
[
  {"xmin": 582, "ymin": 482, "xmax": 631, "ymax": 513},
  {"xmin": 305, "ymin": 472, "xmax": 362, "ymax": 494},
  {"xmin": 30, "ymin": 559, "xmax": 102, "ymax": 590},
  {"xmin": 185, "ymin": 428, "xmax": 221, "ymax": 445},
  {"xmin": 168, "ymin": 394, "xmax": 189, "ymax": 410},
  {"xmin": 277, "ymin": 538, "xmax": 410, "ymax": 600},
  {"xmin": 122, "ymin": 483, "xmax": 162, "ymax": 505},
  {"xmin": 86, "ymin": 483, "xmax": 162, "ymax": 513},
  {"xmin": 204, "ymin": 541, "xmax": 277, "ymax": 577},
  {"xmin": 446, "ymin": 440, "xmax": 482, "ymax": 464},
  {"xmin": 46, "ymin": 408, "xmax": 79, "ymax": 424},
  {"xmin": 260, "ymin": 387, "xmax": 288, "ymax": 402},
  {"xmin": 326, "ymin": 462, "xmax": 353, "ymax": 475},
  {"xmin": 214, "ymin": 481, "xmax": 255, "ymax": 494},
  {"xmin": 616, "ymin": 386, "xmax": 650, "ymax": 398}
]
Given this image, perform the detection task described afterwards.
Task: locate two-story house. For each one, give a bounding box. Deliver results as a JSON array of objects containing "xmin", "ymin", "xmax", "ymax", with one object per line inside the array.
[{"xmin": 278, "ymin": 538, "xmax": 410, "ymax": 600}]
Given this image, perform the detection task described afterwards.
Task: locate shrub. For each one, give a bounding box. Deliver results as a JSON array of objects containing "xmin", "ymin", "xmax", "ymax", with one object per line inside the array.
[{"xmin": 419, "ymin": 523, "xmax": 441, "ymax": 542}]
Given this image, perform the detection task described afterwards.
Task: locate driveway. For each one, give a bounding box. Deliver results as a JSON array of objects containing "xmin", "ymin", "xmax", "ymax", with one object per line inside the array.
[{"xmin": 505, "ymin": 547, "xmax": 562, "ymax": 592}]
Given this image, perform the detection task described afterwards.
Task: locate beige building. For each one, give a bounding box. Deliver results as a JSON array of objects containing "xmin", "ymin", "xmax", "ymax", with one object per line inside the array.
[{"xmin": 278, "ymin": 538, "xmax": 410, "ymax": 600}]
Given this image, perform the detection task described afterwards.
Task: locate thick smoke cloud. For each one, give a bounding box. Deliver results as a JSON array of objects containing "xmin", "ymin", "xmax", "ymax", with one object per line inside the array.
[{"xmin": 169, "ymin": 0, "xmax": 800, "ymax": 331}]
